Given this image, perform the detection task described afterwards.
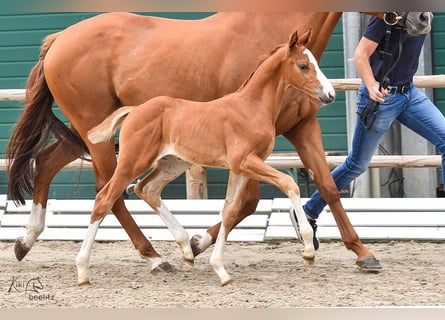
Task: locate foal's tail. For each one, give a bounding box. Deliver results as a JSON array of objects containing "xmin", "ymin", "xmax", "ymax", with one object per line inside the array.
[
  {"xmin": 6, "ymin": 32, "xmax": 88, "ymax": 205},
  {"xmin": 88, "ymin": 107, "xmax": 133, "ymax": 144}
]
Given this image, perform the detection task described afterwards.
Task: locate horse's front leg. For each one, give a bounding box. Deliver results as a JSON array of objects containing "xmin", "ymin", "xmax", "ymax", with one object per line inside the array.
[
  {"xmin": 14, "ymin": 139, "xmax": 81, "ymax": 261},
  {"xmin": 190, "ymin": 177, "xmax": 260, "ymax": 256},
  {"xmin": 284, "ymin": 119, "xmax": 381, "ymax": 270}
]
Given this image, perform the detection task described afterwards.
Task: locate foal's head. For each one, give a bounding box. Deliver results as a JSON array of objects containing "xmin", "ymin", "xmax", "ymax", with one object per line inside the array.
[{"xmin": 284, "ymin": 29, "xmax": 335, "ymax": 105}]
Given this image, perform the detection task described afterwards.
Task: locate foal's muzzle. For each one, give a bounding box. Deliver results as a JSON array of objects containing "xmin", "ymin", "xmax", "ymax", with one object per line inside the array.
[{"xmin": 317, "ymin": 88, "xmax": 336, "ymax": 105}]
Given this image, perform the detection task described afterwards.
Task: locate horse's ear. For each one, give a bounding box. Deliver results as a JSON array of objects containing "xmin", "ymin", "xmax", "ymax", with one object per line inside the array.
[
  {"xmin": 297, "ymin": 28, "xmax": 312, "ymax": 46},
  {"xmin": 288, "ymin": 30, "xmax": 299, "ymax": 51}
]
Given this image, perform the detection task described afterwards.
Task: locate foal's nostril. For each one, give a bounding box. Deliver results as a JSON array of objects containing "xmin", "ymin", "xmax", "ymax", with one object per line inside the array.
[
  {"xmin": 327, "ymin": 91, "xmax": 336, "ymax": 103},
  {"xmin": 319, "ymin": 92, "xmax": 336, "ymax": 105}
]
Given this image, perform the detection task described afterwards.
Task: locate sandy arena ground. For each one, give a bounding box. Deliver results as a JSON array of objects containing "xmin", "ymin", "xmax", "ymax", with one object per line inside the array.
[{"xmin": 0, "ymin": 239, "xmax": 444, "ymax": 308}]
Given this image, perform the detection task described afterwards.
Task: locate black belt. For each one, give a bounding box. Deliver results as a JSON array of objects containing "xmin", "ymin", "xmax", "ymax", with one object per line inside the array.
[{"xmin": 387, "ymin": 82, "xmax": 412, "ymax": 94}]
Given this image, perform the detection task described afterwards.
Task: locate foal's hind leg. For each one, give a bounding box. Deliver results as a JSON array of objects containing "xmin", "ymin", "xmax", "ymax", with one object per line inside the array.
[
  {"xmin": 80, "ymin": 141, "xmax": 167, "ymax": 272},
  {"xmin": 210, "ymin": 174, "xmax": 250, "ymax": 285},
  {"xmin": 134, "ymin": 156, "xmax": 195, "ymax": 267},
  {"xmin": 14, "ymin": 139, "xmax": 82, "ymax": 261},
  {"xmin": 76, "ymin": 152, "xmax": 173, "ymax": 286}
]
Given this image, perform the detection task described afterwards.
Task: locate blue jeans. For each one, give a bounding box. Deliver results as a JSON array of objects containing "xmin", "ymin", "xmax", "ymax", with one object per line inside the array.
[{"xmin": 304, "ymin": 83, "xmax": 445, "ymax": 220}]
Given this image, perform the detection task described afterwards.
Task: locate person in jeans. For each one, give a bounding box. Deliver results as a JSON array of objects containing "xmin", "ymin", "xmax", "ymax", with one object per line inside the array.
[{"xmin": 291, "ymin": 15, "xmax": 445, "ymax": 249}]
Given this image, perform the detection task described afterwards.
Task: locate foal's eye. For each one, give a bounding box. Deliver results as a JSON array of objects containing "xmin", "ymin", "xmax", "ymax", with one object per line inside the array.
[{"xmin": 298, "ymin": 63, "xmax": 309, "ymax": 70}]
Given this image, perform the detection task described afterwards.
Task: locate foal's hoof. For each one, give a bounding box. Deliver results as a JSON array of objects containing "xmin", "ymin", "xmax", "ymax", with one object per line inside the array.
[
  {"xmin": 151, "ymin": 261, "xmax": 174, "ymax": 273},
  {"xmin": 14, "ymin": 237, "xmax": 30, "ymax": 261},
  {"xmin": 183, "ymin": 258, "xmax": 195, "ymax": 269},
  {"xmin": 303, "ymin": 256, "xmax": 315, "ymax": 267},
  {"xmin": 190, "ymin": 235, "xmax": 204, "ymax": 257},
  {"xmin": 356, "ymin": 256, "xmax": 382, "ymax": 273},
  {"xmin": 78, "ymin": 280, "xmax": 92, "ymax": 288},
  {"xmin": 220, "ymin": 276, "xmax": 234, "ymax": 287}
]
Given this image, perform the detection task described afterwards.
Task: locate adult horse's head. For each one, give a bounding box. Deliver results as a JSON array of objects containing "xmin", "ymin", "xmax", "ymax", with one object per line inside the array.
[
  {"xmin": 285, "ymin": 29, "xmax": 336, "ymax": 105},
  {"xmin": 384, "ymin": 12, "xmax": 433, "ymax": 35}
]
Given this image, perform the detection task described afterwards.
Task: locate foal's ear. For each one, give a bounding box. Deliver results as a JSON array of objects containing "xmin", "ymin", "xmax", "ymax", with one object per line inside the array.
[
  {"xmin": 288, "ymin": 28, "xmax": 312, "ymax": 51},
  {"xmin": 288, "ymin": 30, "xmax": 299, "ymax": 51},
  {"xmin": 297, "ymin": 28, "xmax": 312, "ymax": 46}
]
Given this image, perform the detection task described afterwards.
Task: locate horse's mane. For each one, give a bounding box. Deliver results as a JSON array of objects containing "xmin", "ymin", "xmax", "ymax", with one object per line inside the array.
[{"xmin": 236, "ymin": 43, "xmax": 286, "ymax": 92}]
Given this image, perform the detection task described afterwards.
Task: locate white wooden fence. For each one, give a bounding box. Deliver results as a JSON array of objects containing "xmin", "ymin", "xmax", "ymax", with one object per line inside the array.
[{"xmin": 1, "ymin": 195, "xmax": 444, "ymax": 242}]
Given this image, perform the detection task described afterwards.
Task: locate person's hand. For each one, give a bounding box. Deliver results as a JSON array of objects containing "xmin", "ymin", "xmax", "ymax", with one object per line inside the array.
[{"xmin": 367, "ymin": 82, "xmax": 388, "ymax": 103}]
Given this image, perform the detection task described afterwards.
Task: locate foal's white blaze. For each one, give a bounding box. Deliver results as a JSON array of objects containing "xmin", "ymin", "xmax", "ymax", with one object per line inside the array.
[{"xmin": 304, "ymin": 48, "xmax": 336, "ymax": 104}]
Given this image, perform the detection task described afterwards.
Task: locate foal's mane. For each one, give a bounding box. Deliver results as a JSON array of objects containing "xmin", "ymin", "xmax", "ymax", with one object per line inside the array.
[{"xmin": 236, "ymin": 43, "xmax": 286, "ymax": 92}]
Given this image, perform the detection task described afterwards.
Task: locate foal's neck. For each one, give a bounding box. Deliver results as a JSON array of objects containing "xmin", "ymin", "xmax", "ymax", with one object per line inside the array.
[{"xmin": 237, "ymin": 49, "xmax": 288, "ymax": 122}]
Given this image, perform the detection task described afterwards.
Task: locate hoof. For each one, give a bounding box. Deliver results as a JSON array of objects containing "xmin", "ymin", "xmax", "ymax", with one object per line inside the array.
[
  {"xmin": 151, "ymin": 261, "xmax": 175, "ymax": 273},
  {"xmin": 190, "ymin": 235, "xmax": 204, "ymax": 257},
  {"xmin": 78, "ymin": 281, "xmax": 91, "ymax": 288},
  {"xmin": 356, "ymin": 256, "xmax": 382, "ymax": 273},
  {"xmin": 220, "ymin": 276, "xmax": 234, "ymax": 287},
  {"xmin": 183, "ymin": 257, "xmax": 195, "ymax": 269},
  {"xmin": 303, "ymin": 256, "xmax": 315, "ymax": 267},
  {"xmin": 14, "ymin": 237, "xmax": 30, "ymax": 261}
]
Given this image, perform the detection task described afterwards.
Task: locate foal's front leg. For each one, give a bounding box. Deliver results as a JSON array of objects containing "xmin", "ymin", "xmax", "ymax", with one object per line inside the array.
[
  {"xmin": 190, "ymin": 177, "xmax": 260, "ymax": 256},
  {"xmin": 235, "ymin": 157, "xmax": 315, "ymax": 264}
]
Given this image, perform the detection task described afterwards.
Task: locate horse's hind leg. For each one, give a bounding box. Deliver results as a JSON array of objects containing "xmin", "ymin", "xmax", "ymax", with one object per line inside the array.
[
  {"xmin": 284, "ymin": 121, "xmax": 380, "ymax": 270},
  {"xmin": 190, "ymin": 177, "xmax": 260, "ymax": 256},
  {"xmin": 14, "ymin": 139, "xmax": 82, "ymax": 261},
  {"xmin": 134, "ymin": 156, "xmax": 195, "ymax": 267}
]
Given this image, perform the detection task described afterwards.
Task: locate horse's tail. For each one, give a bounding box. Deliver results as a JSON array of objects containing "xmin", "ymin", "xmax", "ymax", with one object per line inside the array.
[
  {"xmin": 6, "ymin": 32, "xmax": 88, "ymax": 206},
  {"xmin": 88, "ymin": 106, "xmax": 133, "ymax": 144}
]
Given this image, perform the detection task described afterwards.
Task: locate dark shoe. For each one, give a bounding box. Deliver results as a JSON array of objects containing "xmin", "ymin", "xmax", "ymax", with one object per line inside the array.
[{"xmin": 289, "ymin": 208, "xmax": 319, "ymax": 250}]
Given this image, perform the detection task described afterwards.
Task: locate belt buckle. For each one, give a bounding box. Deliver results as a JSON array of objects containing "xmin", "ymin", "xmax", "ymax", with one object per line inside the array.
[
  {"xmin": 388, "ymin": 86, "xmax": 397, "ymax": 94},
  {"xmin": 401, "ymin": 83, "xmax": 410, "ymax": 93}
]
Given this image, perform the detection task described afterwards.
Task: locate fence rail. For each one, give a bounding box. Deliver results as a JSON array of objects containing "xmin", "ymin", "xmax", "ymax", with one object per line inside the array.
[
  {"xmin": 0, "ymin": 154, "xmax": 442, "ymax": 172},
  {"xmin": 1, "ymin": 75, "xmax": 445, "ymax": 102}
]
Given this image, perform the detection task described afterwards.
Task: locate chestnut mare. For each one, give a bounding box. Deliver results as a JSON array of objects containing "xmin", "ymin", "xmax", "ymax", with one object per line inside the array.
[
  {"xmin": 7, "ymin": 12, "xmax": 432, "ymax": 273},
  {"xmin": 82, "ymin": 29, "xmax": 334, "ymax": 286}
]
